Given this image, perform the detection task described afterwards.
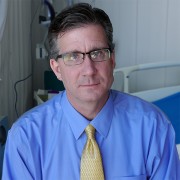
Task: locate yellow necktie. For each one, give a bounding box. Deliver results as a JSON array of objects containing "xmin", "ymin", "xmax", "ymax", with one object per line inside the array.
[{"xmin": 80, "ymin": 124, "xmax": 105, "ymax": 180}]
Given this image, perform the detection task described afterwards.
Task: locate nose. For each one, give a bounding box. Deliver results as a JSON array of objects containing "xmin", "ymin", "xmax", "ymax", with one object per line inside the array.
[{"xmin": 81, "ymin": 55, "xmax": 97, "ymax": 76}]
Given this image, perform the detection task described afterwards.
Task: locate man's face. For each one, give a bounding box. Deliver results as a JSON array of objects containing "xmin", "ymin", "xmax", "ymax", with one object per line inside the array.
[{"xmin": 50, "ymin": 24, "xmax": 115, "ymax": 108}]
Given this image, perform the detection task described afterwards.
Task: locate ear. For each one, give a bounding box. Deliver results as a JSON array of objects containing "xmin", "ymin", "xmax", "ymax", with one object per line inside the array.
[{"xmin": 50, "ymin": 59, "xmax": 63, "ymax": 81}]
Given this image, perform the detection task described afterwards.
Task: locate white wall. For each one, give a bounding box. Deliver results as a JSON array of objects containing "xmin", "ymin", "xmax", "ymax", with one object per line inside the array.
[{"xmin": 77, "ymin": 0, "xmax": 180, "ymax": 92}]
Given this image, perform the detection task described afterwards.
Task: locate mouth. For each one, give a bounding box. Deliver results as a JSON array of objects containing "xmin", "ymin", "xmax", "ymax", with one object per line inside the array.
[{"xmin": 80, "ymin": 83, "xmax": 100, "ymax": 87}]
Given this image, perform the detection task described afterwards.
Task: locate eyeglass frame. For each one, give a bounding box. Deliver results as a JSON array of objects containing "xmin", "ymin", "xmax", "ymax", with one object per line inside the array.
[{"xmin": 55, "ymin": 48, "xmax": 112, "ymax": 66}]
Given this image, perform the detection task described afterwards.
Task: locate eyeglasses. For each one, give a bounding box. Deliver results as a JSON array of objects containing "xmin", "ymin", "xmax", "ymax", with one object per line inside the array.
[{"xmin": 56, "ymin": 48, "xmax": 111, "ymax": 66}]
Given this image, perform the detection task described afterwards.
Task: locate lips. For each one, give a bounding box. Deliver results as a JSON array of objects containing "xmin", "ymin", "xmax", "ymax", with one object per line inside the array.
[
  {"xmin": 78, "ymin": 78, "xmax": 101, "ymax": 87},
  {"xmin": 81, "ymin": 83, "xmax": 99, "ymax": 87}
]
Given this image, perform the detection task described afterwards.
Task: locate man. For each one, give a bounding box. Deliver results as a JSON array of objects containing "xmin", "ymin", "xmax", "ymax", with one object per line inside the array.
[{"xmin": 2, "ymin": 3, "xmax": 180, "ymax": 179}]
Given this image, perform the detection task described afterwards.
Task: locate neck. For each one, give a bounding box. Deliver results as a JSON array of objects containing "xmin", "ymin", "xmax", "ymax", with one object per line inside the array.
[
  {"xmin": 78, "ymin": 102, "xmax": 104, "ymax": 120},
  {"xmin": 67, "ymin": 94, "xmax": 109, "ymax": 120}
]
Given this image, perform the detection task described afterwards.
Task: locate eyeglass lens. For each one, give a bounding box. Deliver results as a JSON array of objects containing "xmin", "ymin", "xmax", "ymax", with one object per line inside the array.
[{"xmin": 58, "ymin": 49, "xmax": 111, "ymax": 65}]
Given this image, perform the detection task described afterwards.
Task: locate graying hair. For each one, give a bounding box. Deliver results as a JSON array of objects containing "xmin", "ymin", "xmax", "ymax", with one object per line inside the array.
[{"xmin": 48, "ymin": 3, "xmax": 114, "ymax": 59}]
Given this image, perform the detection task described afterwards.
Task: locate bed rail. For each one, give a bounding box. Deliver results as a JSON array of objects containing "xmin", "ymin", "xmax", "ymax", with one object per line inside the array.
[{"xmin": 113, "ymin": 61, "xmax": 180, "ymax": 93}]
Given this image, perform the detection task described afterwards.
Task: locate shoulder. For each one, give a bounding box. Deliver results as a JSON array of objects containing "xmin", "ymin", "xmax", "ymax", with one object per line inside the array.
[
  {"xmin": 9, "ymin": 92, "xmax": 65, "ymax": 137},
  {"xmin": 111, "ymin": 89, "xmax": 156, "ymax": 110},
  {"xmin": 110, "ymin": 89, "xmax": 171, "ymax": 129},
  {"xmin": 110, "ymin": 90, "xmax": 176, "ymax": 156}
]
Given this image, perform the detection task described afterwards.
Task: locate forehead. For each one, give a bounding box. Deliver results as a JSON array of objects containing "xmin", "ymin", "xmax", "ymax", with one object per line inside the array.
[{"xmin": 57, "ymin": 24, "xmax": 108, "ymax": 53}]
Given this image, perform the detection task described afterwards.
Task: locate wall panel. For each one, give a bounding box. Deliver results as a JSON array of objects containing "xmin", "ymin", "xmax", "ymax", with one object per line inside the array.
[{"xmin": 0, "ymin": 0, "xmax": 32, "ymax": 125}]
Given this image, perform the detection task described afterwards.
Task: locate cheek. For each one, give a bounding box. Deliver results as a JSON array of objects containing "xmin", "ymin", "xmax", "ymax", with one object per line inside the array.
[
  {"xmin": 102, "ymin": 63, "xmax": 114, "ymax": 77},
  {"xmin": 58, "ymin": 64, "xmax": 69, "ymax": 82},
  {"xmin": 103, "ymin": 65, "xmax": 114, "ymax": 85},
  {"xmin": 60, "ymin": 69, "xmax": 76, "ymax": 87}
]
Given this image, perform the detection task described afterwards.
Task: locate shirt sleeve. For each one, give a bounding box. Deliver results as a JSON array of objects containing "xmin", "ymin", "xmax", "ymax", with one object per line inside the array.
[
  {"xmin": 146, "ymin": 113, "xmax": 180, "ymax": 179},
  {"xmin": 2, "ymin": 126, "xmax": 38, "ymax": 180}
]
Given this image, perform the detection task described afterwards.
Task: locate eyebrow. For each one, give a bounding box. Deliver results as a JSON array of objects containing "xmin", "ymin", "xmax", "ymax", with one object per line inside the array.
[{"xmin": 62, "ymin": 47, "xmax": 110, "ymax": 55}]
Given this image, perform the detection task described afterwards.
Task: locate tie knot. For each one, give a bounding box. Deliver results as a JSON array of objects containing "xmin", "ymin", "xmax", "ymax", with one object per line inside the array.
[{"xmin": 85, "ymin": 124, "xmax": 95, "ymax": 139}]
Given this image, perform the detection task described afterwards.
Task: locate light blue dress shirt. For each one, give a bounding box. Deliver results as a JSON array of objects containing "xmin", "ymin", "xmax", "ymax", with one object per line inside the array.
[{"xmin": 2, "ymin": 90, "xmax": 180, "ymax": 180}]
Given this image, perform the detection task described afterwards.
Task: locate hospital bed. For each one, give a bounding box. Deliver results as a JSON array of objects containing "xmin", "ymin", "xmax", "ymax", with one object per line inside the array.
[{"xmin": 113, "ymin": 61, "xmax": 180, "ymax": 157}]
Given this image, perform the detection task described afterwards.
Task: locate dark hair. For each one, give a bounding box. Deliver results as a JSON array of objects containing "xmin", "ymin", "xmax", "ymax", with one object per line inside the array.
[{"xmin": 48, "ymin": 3, "xmax": 114, "ymax": 59}]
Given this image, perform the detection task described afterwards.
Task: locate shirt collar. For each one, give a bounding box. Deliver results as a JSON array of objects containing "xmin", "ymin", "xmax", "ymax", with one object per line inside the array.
[
  {"xmin": 91, "ymin": 92, "xmax": 113, "ymax": 138},
  {"xmin": 61, "ymin": 91, "xmax": 113, "ymax": 140}
]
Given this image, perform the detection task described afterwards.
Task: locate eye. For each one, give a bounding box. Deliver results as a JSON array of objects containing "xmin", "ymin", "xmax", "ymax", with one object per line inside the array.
[
  {"xmin": 63, "ymin": 53, "xmax": 81, "ymax": 62},
  {"xmin": 90, "ymin": 50, "xmax": 100, "ymax": 59},
  {"xmin": 70, "ymin": 53, "xmax": 80, "ymax": 61},
  {"xmin": 91, "ymin": 50, "xmax": 106, "ymax": 60}
]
